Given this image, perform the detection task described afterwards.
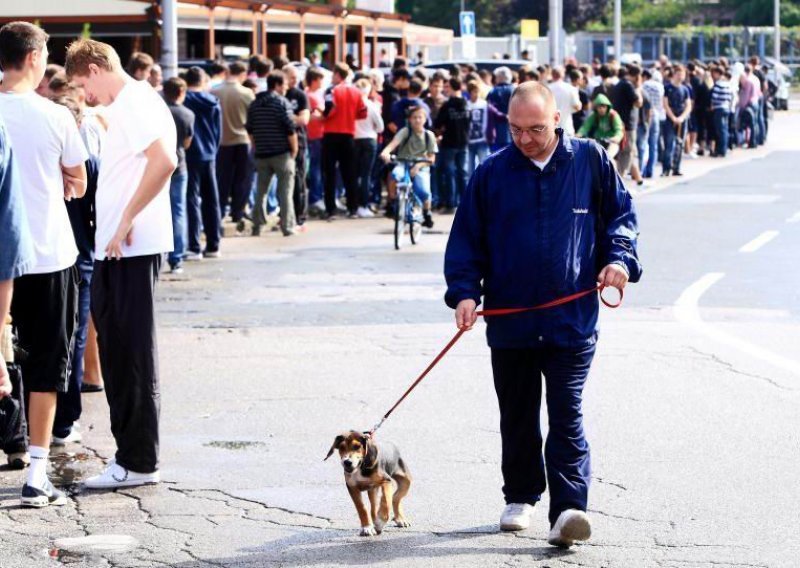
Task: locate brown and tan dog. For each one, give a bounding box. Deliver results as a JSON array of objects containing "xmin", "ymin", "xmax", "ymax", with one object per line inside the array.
[{"xmin": 324, "ymin": 430, "xmax": 412, "ymax": 536}]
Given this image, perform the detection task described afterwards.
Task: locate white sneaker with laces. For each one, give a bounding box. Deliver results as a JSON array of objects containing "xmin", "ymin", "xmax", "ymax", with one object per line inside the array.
[
  {"xmin": 547, "ymin": 509, "xmax": 591, "ymax": 548},
  {"xmin": 356, "ymin": 206, "xmax": 374, "ymax": 218},
  {"xmin": 499, "ymin": 503, "xmax": 535, "ymax": 531},
  {"xmin": 83, "ymin": 460, "xmax": 160, "ymax": 489}
]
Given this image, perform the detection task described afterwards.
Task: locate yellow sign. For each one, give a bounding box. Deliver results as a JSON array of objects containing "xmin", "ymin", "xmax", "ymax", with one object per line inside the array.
[{"xmin": 520, "ymin": 19, "xmax": 539, "ymax": 40}]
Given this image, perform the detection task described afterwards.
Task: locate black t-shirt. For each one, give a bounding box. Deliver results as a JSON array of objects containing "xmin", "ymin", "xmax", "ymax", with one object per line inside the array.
[
  {"xmin": 572, "ymin": 88, "xmax": 590, "ymax": 132},
  {"xmin": 434, "ymin": 96, "xmax": 471, "ymax": 149},
  {"xmin": 611, "ymin": 79, "xmax": 638, "ymax": 131},
  {"xmin": 168, "ymin": 103, "xmax": 195, "ymax": 174},
  {"xmin": 285, "ymin": 87, "xmax": 309, "ymax": 148},
  {"xmin": 65, "ymin": 156, "xmax": 99, "ymax": 269}
]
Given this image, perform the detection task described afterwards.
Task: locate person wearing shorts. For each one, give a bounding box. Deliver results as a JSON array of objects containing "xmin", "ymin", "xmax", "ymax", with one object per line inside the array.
[{"xmin": 0, "ymin": 21, "xmax": 89, "ymax": 507}]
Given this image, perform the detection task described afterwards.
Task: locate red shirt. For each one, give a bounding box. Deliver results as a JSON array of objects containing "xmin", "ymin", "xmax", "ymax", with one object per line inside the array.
[
  {"xmin": 306, "ymin": 87, "xmax": 325, "ymax": 141},
  {"xmin": 323, "ymin": 83, "xmax": 367, "ymax": 136}
]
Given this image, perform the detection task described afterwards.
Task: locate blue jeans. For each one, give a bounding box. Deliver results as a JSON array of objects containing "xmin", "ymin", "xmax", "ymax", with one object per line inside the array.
[
  {"xmin": 439, "ymin": 146, "xmax": 469, "ymax": 208},
  {"xmin": 468, "ymin": 142, "xmax": 490, "ymax": 177},
  {"xmin": 712, "ymin": 109, "xmax": 730, "ymax": 157},
  {"xmin": 642, "ymin": 117, "xmax": 660, "ymax": 178},
  {"xmin": 308, "ymin": 138, "xmax": 323, "ymax": 205},
  {"xmin": 756, "ymin": 98, "xmax": 766, "ymax": 145},
  {"xmin": 636, "ymin": 122, "xmax": 648, "ymax": 173},
  {"xmin": 169, "ymin": 171, "xmax": 188, "ymax": 267},
  {"xmin": 661, "ymin": 120, "xmax": 684, "ymax": 174},
  {"xmin": 491, "ymin": 344, "xmax": 596, "ymax": 526},
  {"xmin": 54, "ymin": 266, "xmax": 92, "ymax": 438},
  {"xmin": 391, "ymin": 163, "xmax": 432, "ymax": 204}
]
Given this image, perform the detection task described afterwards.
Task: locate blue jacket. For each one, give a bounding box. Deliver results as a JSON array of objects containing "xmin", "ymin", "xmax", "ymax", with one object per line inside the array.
[
  {"xmin": 184, "ymin": 91, "xmax": 221, "ymax": 162},
  {"xmin": 486, "ymin": 83, "xmax": 513, "ymax": 147},
  {"xmin": 444, "ymin": 132, "xmax": 642, "ymax": 349}
]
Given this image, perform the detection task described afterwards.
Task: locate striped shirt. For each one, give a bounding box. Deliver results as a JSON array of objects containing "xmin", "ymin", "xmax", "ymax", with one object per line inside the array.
[
  {"xmin": 710, "ymin": 80, "xmax": 734, "ymax": 111},
  {"xmin": 246, "ymin": 91, "xmax": 296, "ymax": 158},
  {"xmin": 642, "ymin": 79, "xmax": 665, "ymax": 121}
]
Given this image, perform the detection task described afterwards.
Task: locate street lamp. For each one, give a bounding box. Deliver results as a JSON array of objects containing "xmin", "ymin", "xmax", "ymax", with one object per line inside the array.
[
  {"xmin": 775, "ymin": 0, "xmax": 781, "ymax": 62},
  {"xmin": 613, "ymin": 0, "xmax": 621, "ymax": 62}
]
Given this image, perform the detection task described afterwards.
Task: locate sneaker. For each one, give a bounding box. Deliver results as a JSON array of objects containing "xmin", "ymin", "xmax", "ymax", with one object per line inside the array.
[
  {"xmin": 51, "ymin": 428, "xmax": 82, "ymax": 447},
  {"xmin": 169, "ymin": 264, "xmax": 184, "ymax": 275},
  {"xmin": 203, "ymin": 250, "xmax": 221, "ymax": 259},
  {"xmin": 547, "ymin": 509, "xmax": 591, "ymax": 548},
  {"xmin": 500, "ymin": 503, "xmax": 535, "ymax": 531},
  {"xmin": 282, "ymin": 228, "xmax": 296, "ymax": 237},
  {"xmin": 21, "ymin": 480, "xmax": 68, "ymax": 508},
  {"xmin": 184, "ymin": 251, "xmax": 203, "ymax": 262},
  {"xmin": 672, "ymin": 171, "xmax": 683, "ymax": 177},
  {"xmin": 356, "ymin": 206, "xmax": 375, "ymax": 218},
  {"xmin": 347, "ymin": 211, "xmax": 358, "ymax": 219},
  {"xmin": 7, "ymin": 451, "xmax": 29, "ymax": 470},
  {"xmin": 251, "ymin": 225, "xmax": 261, "ymax": 237},
  {"xmin": 422, "ymin": 213, "xmax": 434, "ymax": 229},
  {"xmin": 83, "ymin": 461, "xmax": 160, "ymax": 489},
  {"xmin": 235, "ymin": 219, "xmax": 247, "ymax": 234}
]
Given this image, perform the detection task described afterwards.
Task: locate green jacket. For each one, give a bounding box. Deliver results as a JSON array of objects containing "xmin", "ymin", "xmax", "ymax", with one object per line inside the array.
[{"xmin": 577, "ymin": 94, "xmax": 624, "ymax": 142}]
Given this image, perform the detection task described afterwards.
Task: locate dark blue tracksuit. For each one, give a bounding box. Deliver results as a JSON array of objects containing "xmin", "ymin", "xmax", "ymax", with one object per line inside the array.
[{"xmin": 444, "ymin": 131, "xmax": 642, "ymax": 525}]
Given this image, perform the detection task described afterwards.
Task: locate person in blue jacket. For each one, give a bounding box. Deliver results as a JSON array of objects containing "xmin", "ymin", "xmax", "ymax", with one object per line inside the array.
[
  {"xmin": 183, "ymin": 66, "xmax": 222, "ymax": 258},
  {"xmin": 444, "ymin": 81, "xmax": 641, "ymax": 549},
  {"xmin": 486, "ymin": 66, "xmax": 514, "ymax": 151}
]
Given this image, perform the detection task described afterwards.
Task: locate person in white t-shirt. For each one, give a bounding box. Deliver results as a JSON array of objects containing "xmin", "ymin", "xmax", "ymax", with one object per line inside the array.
[
  {"xmin": 0, "ymin": 21, "xmax": 89, "ymax": 508},
  {"xmin": 66, "ymin": 38, "xmax": 177, "ymax": 490},
  {"xmin": 548, "ymin": 67, "xmax": 581, "ymax": 136}
]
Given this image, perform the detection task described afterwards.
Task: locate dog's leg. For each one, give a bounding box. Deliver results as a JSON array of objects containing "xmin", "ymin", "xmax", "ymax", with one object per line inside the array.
[
  {"xmin": 367, "ymin": 488, "xmax": 380, "ymax": 527},
  {"xmin": 392, "ymin": 473, "xmax": 412, "ymax": 528},
  {"xmin": 347, "ymin": 485, "xmax": 375, "ymax": 536},
  {"xmin": 375, "ymin": 481, "xmax": 394, "ymax": 534}
]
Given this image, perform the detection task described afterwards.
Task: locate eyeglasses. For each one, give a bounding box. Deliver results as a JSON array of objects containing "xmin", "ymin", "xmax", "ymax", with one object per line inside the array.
[{"xmin": 509, "ymin": 125, "xmax": 548, "ymax": 137}]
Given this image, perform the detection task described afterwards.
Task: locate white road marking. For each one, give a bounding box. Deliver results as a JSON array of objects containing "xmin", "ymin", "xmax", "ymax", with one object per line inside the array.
[
  {"xmin": 786, "ymin": 211, "xmax": 800, "ymax": 223},
  {"xmin": 739, "ymin": 230, "xmax": 779, "ymax": 253},
  {"xmin": 674, "ymin": 273, "xmax": 800, "ymax": 378},
  {"xmin": 643, "ymin": 194, "xmax": 779, "ymax": 205}
]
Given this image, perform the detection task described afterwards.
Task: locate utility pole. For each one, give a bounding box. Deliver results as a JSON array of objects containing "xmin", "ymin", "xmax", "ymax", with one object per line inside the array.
[
  {"xmin": 774, "ymin": 0, "xmax": 781, "ymax": 62},
  {"xmin": 161, "ymin": 0, "xmax": 178, "ymax": 80},
  {"xmin": 548, "ymin": 0, "xmax": 559, "ymax": 64},
  {"xmin": 613, "ymin": 0, "xmax": 622, "ymax": 62}
]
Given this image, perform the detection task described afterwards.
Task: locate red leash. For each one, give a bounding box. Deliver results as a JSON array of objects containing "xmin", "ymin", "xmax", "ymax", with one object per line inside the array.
[{"xmin": 366, "ymin": 285, "xmax": 622, "ymax": 437}]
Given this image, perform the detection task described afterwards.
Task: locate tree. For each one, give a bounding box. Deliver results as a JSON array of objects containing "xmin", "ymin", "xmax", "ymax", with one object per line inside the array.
[{"xmin": 729, "ymin": 0, "xmax": 800, "ymax": 27}]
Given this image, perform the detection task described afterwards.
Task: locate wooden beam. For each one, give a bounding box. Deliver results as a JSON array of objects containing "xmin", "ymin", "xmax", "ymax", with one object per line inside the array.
[
  {"xmin": 334, "ymin": 18, "xmax": 341, "ymax": 64},
  {"xmin": 371, "ymin": 19, "xmax": 378, "ymax": 69},
  {"xmin": 251, "ymin": 9, "xmax": 258, "ymax": 55},
  {"xmin": 261, "ymin": 10, "xmax": 268, "ymax": 56},
  {"xmin": 358, "ymin": 24, "xmax": 365, "ymax": 70},
  {"xmin": 207, "ymin": 5, "xmax": 216, "ymax": 60},
  {"xmin": 299, "ymin": 13, "xmax": 306, "ymax": 61}
]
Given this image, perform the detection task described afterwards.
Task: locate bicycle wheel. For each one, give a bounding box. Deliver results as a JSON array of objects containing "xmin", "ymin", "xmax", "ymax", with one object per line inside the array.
[
  {"xmin": 409, "ymin": 195, "xmax": 423, "ymax": 245},
  {"xmin": 394, "ymin": 188, "xmax": 407, "ymax": 250}
]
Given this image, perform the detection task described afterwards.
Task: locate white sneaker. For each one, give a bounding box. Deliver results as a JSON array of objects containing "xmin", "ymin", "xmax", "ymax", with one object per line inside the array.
[
  {"xmin": 547, "ymin": 509, "xmax": 591, "ymax": 548},
  {"xmin": 51, "ymin": 428, "xmax": 82, "ymax": 446},
  {"xmin": 500, "ymin": 503, "xmax": 535, "ymax": 531},
  {"xmin": 356, "ymin": 206, "xmax": 374, "ymax": 218},
  {"xmin": 83, "ymin": 460, "xmax": 160, "ymax": 489}
]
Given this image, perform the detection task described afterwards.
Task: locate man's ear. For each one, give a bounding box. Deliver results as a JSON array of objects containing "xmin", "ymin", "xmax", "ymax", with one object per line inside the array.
[{"xmin": 324, "ymin": 435, "xmax": 345, "ymax": 461}]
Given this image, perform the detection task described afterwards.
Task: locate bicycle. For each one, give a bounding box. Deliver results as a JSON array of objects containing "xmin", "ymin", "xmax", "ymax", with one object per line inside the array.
[{"xmin": 390, "ymin": 157, "xmax": 430, "ymax": 250}]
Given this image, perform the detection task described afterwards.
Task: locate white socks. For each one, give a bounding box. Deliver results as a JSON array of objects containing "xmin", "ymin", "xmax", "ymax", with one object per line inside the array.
[{"xmin": 27, "ymin": 445, "xmax": 49, "ymax": 489}]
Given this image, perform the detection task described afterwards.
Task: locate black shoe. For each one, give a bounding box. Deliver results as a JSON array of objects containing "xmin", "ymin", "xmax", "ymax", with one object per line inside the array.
[
  {"xmin": 422, "ymin": 213, "xmax": 434, "ymax": 229},
  {"xmin": 21, "ymin": 481, "xmax": 68, "ymax": 508},
  {"xmin": 235, "ymin": 219, "xmax": 246, "ymax": 234},
  {"xmin": 660, "ymin": 170, "xmax": 670, "ymax": 177},
  {"xmin": 384, "ymin": 200, "xmax": 398, "ymax": 219},
  {"xmin": 672, "ymin": 171, "xmax": 683, "ymax": 176},
  {"xmin": 81, "ymin": 383, "xmax": 104, "ymax": 393},
  {"xmin": 251, "ymin": 225, "xmax": 261, "ymax": 237}
]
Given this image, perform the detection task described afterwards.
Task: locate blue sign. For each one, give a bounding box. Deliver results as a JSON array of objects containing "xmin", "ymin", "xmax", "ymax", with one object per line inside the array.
[{"xmin": 459, "ymin": 11, "xmax": 476, "ymax": 37}]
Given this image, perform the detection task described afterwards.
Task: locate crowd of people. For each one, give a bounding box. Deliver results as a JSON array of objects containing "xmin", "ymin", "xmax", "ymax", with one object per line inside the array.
[{"xmin": 0, "ymin": 16, "xmax": 782, "ymax": 508}]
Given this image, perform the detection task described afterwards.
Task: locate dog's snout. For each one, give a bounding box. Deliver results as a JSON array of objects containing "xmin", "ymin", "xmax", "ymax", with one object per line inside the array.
[{"xmin": 343, "ymin": 459, "xmax": 353, "ymax": 467}]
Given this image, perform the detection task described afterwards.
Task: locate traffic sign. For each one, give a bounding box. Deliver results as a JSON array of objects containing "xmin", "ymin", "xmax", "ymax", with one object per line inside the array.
[
  {"xmin": 520, "ymin": 19, "xmax": 539, "ymax": 40},
  {"xmin": 459, "ymin": 11, "xmax": 476, "ymax": 37}
]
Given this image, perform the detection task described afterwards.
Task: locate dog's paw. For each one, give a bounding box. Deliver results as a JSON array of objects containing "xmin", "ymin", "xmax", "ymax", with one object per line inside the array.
[
  {"xmin": 374, "ymin": 518, "xmax": 386, "ymax": 534},
  {"xmin": 394, "ymin": 518, "xmax": 412, "ymax": 528},
  {"xmin": 359, "ymin": 526, "xmax": 378, "ymax": 537}
]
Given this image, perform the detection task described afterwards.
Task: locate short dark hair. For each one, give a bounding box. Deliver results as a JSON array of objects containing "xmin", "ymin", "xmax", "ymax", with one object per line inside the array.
[
  {"xmin": 405, "ymin": 104, "xmax": 426, "ymax": 119},
  {"xmin": 430, "ymin": 72, "xmax": 446, "ymax": 83},
  {"xmin": 305, "ymin": 67, "xmax": 324, "ymax": 84},
  {"xmin": 599, "ymin": 64, "xmax": 613, "ymax": 79},
  {"xmin": 567, "ymin": 68, "xmax": 581, "ymax": 83},
  {"xmin": 184, "ymin": 66, "xmax": 205, "ymax": 87},
  {"xmin": 408, "ymin": 78, "xmax": 423, "ymax": 95},
  {"xmin": 127, "ymin": 51, "xmax": 154, "ymax": 75},
  {"xmin": 251, "ymin": 55, "xmax": 272, "ymax": 77},
  {"xmin": 333, "ymin": 62, "xmax": 350, "ymax": 80},
  {"xmin": 392, "ymin": 56, "xmax": 407, "ymax": 70},
  {"xmin": 267, "ymin": 70, "xmax": 285, "ymax": 91},
  {"xmin": 448, "ymin": 77, "xmax": 462, "ymax": 92},
  {"xmin": 642, "ymin": 68, "xmax": 652, "ymax": 80},
  {"xmin": 229, "ymin": 61, "xmax": 247, "ymax": 76},
  {"xmin": 209, "ymin": 61, "xmax": 228, "ymax": 76},
  {"xmin": 163, "ymin": 77, "xmax": 187, "ymax": 103},
  {"xmin": 392, "ymin": 68, "xmax": 411, "ymax": 83},
  {"xmin": 0, "ymin": 21, "xmax": 49, "ymax": 72}
]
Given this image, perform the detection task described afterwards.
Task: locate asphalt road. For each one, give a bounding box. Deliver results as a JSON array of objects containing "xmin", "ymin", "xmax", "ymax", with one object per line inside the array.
[{"xmin": 1, "ymin": 112, "xmax": 799, "ymax": 568}]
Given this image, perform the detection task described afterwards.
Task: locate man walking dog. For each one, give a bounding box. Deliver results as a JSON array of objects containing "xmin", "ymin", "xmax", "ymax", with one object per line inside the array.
[{"xmin": 444, "ymin": 82, "xmax": 641, "ymax": 547}]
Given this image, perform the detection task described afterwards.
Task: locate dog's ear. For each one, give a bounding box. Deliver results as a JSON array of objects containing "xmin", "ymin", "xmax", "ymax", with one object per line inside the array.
[
  {"xmin": 361, "ymin": 435, "xmax": 379, "ymax": 469},
  {"xmin": 324, "ymin": 435, "xmax": 345, "ymax": 461}
]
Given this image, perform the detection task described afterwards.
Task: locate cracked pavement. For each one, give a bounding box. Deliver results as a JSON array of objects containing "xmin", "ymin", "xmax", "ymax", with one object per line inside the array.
[{"xmin": 2, "ymin": 117, "xmax": 800, "ymax": 567}]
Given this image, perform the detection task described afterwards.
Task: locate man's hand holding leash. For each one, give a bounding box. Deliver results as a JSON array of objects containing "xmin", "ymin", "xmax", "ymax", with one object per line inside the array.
[
  {"xmin": 597, "ymin": 263, "xmax": 629, "ymax": 292},
  {"xmin": 455, "ymin": 299, "xmax": 478, "ymax": 330}
]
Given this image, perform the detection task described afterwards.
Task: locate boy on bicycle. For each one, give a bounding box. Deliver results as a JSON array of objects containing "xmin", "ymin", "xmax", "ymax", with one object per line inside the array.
[{"xmin": 380, "ymin": 105, "xmax": 437, "ymax": 228}]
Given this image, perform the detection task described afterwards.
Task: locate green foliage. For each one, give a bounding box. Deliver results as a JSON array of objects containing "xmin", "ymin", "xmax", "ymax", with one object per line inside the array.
[{"xmin": 729, "ymin": 0, "xmax": 800, "ymax": 27}]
